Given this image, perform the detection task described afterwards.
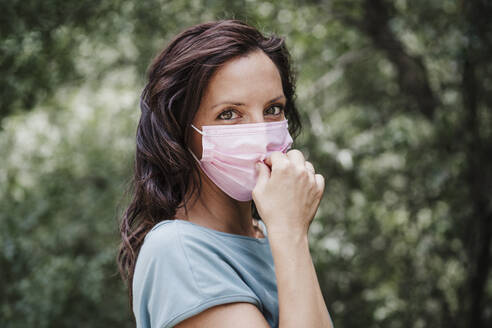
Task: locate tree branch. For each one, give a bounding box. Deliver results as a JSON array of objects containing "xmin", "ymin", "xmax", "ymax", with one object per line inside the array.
[{"xmin": 355, "ymin": 0, "xmax": 439, "ymax": 120}]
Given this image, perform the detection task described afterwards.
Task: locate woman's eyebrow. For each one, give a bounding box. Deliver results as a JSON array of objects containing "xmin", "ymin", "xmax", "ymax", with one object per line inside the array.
[
  {"xmin": 265, "ymin": 95, "xmax": 286, "ymax": 104},
  {"xmin": 210, "ymin": 95, "xmax": 285, "ymax": 110},
  {"xmin": 210, "ymin": 101, "xmax": 245, "ymax": 109}
]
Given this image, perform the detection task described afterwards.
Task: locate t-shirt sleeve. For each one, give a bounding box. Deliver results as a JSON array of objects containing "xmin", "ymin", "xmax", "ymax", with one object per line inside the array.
[{"xmin": 132, "ymin": 221, "xmax": 262, "ymax": 328}]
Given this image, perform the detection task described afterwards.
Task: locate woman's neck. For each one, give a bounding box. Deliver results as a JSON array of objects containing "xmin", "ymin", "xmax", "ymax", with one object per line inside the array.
[{"xmin": 174, "ymin": 175, "xmax": 262, "ymax": 238}]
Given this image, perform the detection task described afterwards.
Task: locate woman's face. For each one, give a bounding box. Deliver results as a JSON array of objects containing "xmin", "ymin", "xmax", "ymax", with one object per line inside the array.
[{"xmin": 189, "ymin": 49, "xmax": 286, "ymax": 159}]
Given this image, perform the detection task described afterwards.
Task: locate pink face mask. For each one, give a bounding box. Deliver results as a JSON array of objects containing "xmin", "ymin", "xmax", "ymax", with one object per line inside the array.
[{"xmin": 187, "ymin": 119, "xmax": 293, "ymax": 201}]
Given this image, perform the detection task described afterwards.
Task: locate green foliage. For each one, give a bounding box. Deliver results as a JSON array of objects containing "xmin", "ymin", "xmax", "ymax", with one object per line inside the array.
[
  {"xmin": 1, "ymin": 0, "xmax": 491, "ymax": 327},
  {"xmin": 0, "ymin": 0, "xmax": 128, "ymax": 120},
  {"xmin": 0, "ymin": 74, "xmax": 137, "ymax": 327}
]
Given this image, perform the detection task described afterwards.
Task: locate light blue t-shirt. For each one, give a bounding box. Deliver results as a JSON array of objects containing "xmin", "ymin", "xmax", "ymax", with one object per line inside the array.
[{"xmin": 132, "ymin": 218, "xmax": 279, "ymax": 327}]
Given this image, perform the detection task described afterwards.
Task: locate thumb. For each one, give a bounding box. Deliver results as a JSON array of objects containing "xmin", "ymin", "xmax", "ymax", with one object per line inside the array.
[{"xmin": 255, "ymin": 161, "xmax": 270, "ymax": 188}]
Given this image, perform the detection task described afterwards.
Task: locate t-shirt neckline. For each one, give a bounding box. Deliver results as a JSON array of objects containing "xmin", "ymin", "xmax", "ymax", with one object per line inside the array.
[{"xmin": 173, "ymin": 219, "xmax": 269, "ymax": 243}]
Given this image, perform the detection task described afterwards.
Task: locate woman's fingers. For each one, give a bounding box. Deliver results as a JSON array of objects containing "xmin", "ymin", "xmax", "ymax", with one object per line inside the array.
[
  {"xmin": 264, "ymin": 149, "xmax": 305, "ymax": 169},
  {"xmin": 314, "ymin": 173, "xmax": 325, "ymax": 197},
  {"xmin": 304, "ymin": 160, "xmax": 316, "ymax": 186},
  {"xmin": 286, "ymin": 149, "xmax": 305, "ymax": 166},
  {"xmin": 254, "ymin": 148, "xmax": 326, "ymax": 236},
  {"xmin": 264, "ymin": 151, "xmax": 317, "ymax": 180},
  {"xmin": 264, "ymin": 151, "xmax": 288, "ymax": 168},
  {"xmin": 263, "ymin": 151, "xmax": 323, "ymax": 196},
  {"xmin": 304, "ymin": 161, "xmax": 315, "ymax": 174}
]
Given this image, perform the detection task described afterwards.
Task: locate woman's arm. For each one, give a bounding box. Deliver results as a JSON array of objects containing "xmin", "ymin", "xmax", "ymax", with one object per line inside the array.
[
  {"xmin": 175, "ymin": 232, "xmax": 331, "ymax": 328},
  {"xmin": 177, "ymin": 149, "xmax": 332, "ymax": 328},
  {"xmin": 254, "ymin": 149, "xmax": 332, "ymax": 327},
  {"xmin": 269, "ymin": 231, "xmax": 332, "ymax": 328},
  {"xmin": 175, "ymin": 302, "xmax": 271, "ymax": 327}
]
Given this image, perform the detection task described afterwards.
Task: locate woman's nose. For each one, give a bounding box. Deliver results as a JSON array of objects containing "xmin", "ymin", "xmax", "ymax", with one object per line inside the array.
[{"xmin": 248, "ymin": 111, "xmax": 265, "ymax": 124}]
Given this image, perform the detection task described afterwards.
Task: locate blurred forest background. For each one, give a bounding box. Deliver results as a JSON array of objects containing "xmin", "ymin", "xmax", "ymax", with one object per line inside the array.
[{"xmin": 1, "ymin": 0, "xmax": 491, "ymax": 327}]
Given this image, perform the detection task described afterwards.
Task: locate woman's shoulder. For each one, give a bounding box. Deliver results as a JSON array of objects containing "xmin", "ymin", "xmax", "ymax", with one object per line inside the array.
[
  {"xmin": 141, "ymin": 219, "xmax": 215, "ymax": 252},
  {"xmin": 138, "ymin": 219, "xmax": 228, "ymax": 266},
  {"xmin": 136, "ymin": 219, "xmax": 263, "ymax": 296},
  {"xmin": 141, "ymin": 219, "xmax": 210, "ymax": 246},
  {"xmin": 137, "ymin": 220, "xmax": 180, "ymax": 257},
  {"xmin": 133, "ymin": 219, "xmax": 263, "ymax": 328}
]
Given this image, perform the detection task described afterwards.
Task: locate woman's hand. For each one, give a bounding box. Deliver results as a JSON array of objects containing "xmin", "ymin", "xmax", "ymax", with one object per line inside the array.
[{"xmin": 252, "ymin": 149, "xmax": 325, "ymax": 238}]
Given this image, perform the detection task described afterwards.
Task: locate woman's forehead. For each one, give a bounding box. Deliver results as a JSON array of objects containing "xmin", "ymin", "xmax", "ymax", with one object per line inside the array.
[{"xmin": 201, "ymin": 51, "xmax": 283, "ymax": 106}]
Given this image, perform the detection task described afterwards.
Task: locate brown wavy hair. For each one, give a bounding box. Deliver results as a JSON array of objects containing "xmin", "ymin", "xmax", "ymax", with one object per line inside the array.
[{"xmin": 117, "ymin": 19, "xmax": 302, "ymax": 310}]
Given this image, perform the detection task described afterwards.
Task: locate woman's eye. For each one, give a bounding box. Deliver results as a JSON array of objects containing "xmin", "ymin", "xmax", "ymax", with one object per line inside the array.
[
  {"xmin": 217, "ymin": 105, "xmax": 284, "ymax": 120},
  {"xmin": 265, "ymin": 105, "xmax": 284, "ymax": 116},
  {"xmin": 217, "ymin": 109, "xmax": 238, "ymax": 120}
]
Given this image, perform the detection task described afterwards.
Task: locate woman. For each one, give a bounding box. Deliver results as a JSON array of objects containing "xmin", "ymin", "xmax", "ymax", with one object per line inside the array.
[{"xmin": 118, "ymin": 19, "xmax": 333, "ymax": 328}]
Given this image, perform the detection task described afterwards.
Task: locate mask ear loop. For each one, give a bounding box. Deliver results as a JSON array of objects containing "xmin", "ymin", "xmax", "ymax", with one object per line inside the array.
[
  {"xmin": 187, "ymin": 147, "xmax": 201, "ymax": 163},
  {"xmin": 188, "ymin": 124, "xmax": 204, "ymax": 163},
  {"xmin": 190, "ymin": 123, "xmax": 204, "ymax": 135}
]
